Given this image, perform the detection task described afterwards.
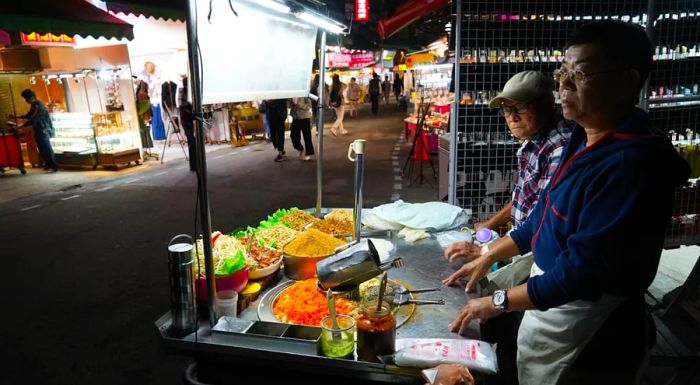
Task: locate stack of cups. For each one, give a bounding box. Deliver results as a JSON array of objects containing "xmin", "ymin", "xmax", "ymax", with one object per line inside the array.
[{"xmin": 216, "ymin": 290, "xmax": 238, "ymax": 318}]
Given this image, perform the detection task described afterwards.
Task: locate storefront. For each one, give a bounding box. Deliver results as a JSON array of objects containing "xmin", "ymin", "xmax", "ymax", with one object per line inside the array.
[
  {"xmin": 0, "ymin": 1, "xmax": 140, "ymax": 170},
  {"xmin": 0, "ymin": 43, "xmax": 142, "ymax": 169}
]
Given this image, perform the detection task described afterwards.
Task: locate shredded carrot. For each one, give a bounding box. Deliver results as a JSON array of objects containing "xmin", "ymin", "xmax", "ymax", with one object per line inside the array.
[{"xmin": 273, "ymin": 279, "xmax": 356, "ymax": 326}]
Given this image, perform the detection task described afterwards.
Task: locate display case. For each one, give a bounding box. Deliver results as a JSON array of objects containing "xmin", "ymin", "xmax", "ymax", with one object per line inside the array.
[
  {"xmin": 92, "ymin": 112, "xmax": 140, "ymax": 167},
  {"xmin": 50, "ymin": 113, "xmax": 98, "ymax": 168}
]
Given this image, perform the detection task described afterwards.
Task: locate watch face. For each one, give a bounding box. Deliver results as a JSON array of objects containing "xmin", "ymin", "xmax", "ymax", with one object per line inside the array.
[{"xmin": 493, "ymin": 290, "xmax": 506, "ymax": 306}]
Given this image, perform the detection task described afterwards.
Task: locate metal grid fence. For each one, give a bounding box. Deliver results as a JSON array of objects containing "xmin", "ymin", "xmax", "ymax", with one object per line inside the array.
[{"xmin": 453, "ymin": 0, "xmax": 700, "ymax": 246}]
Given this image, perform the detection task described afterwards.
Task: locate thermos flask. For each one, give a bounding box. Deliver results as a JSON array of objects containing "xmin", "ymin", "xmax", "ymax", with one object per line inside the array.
[{"xmin": 167, "ymin": 234, "xmax": 197, "ymax": 336}]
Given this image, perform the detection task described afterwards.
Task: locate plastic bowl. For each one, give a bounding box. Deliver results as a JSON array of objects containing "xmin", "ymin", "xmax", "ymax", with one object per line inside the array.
[
  {"xmin": 196, "ymin": 266, "xmax": 249, "ymax": 301},
  {"xmin": 248, "ymin": 256, "xmax": 283, "ymax": 280}
]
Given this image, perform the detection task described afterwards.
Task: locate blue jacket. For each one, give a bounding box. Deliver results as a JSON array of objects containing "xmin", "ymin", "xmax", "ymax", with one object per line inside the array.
[{"xmin": 511, "ymin": 108, "xmax": 690, "ymax": 310}]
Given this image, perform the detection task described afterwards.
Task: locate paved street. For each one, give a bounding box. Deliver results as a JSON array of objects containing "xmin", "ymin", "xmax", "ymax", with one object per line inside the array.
[{"xmin": 1, "ymin": 105, "xmax": 435, "ymax": 385}]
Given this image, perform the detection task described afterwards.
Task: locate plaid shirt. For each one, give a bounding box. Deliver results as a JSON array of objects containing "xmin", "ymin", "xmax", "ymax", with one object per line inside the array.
[{"xmin": 511, "ymin": 121, "xmax": 572, "ymax": 229}]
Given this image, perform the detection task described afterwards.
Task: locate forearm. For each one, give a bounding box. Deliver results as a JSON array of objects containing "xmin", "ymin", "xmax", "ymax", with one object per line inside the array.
[
  {"xmin": 506, "ymin": 283, "xmax": 536, "ymax": 311},
  {"xmin": 478, "ymin": 202, "xmax": 512, "ymax": 229},
  {"xmin": 482, "ymin": 235, "xmax": 520, "ymax": 265}
]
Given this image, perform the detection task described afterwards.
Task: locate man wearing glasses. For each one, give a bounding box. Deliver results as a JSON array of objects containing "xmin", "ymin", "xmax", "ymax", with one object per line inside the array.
[
  {"xmin": 445, "ymin": 21, "xmax": 689, "ymax": 384},
  {"xmin": 444, "ymin": 71, "xmax": 571, "ymax": 292}
]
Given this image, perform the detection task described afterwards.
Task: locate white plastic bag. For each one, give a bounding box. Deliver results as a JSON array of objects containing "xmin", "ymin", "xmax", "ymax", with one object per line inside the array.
[
  {"xmin": 436, "ymin": 230, "xmax": 474, "ymax": 249},
  {"xmin": 394, "ymin": 338, "xmax": 498, "ymax": 374}
]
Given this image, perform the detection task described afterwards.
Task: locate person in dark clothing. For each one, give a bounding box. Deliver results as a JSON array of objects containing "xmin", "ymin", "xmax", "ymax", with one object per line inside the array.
[
  {"xmin": 368, "ymin": 73, "xmax": 381, "ymax": 115},
  {"xmin": 288, "ymin": 97, "xmax": 314, "ymax": 161},
  {"xmin": 266, "ymin": 99, "xmax": 288, "ymax": 162},
  {"xmin": 393, "ymin": 73, "xmax": 403, "ymax": 103},
  {"xmin": 445, "ymin": 20, "xmax": 690, "ymax": 384},
  {"xmin": 179, "ymin": 102, "xmax": 197, "ymax": 171},
  {"xmin": 10, "ymin": 89, "xmax": 57, "ymax": 172}
]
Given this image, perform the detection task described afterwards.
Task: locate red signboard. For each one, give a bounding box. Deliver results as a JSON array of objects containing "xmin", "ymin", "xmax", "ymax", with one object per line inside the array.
[
  {"xmin": 20, "ymin": 32, "xmax": 75, "ymax": 46},
  {"xmin": 355, "ymin": 0, "xmax": 369, "ymax": 22},
  {"xmin": 327, "ymin": 51, "xmax": 375, "ymax": 69}
]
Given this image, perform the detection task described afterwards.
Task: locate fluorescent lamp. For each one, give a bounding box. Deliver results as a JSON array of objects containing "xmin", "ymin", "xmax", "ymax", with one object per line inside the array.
[
  {"xmin": 298, "ymin": 11, "xmax": 344, "ymax": 34},
  {"xmin": 258, "ymin": 0, "xmax": 290, "ymax": 14},
  {"xmin": 59, "ymin": 74, "xmax": 73, "ymax": 79},
  {"xmin": 75, "ymin": 73, "xmax": 86, "ymax": 78},
  {"xmin": 47, "ymin": 74, "xmax": 59, "ymax": 79}
]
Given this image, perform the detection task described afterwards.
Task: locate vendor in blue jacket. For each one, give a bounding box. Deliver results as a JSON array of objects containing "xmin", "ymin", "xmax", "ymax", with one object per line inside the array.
[{"xmin": 447, "ymin": 21, "xmax": 690, "ymax": 384}]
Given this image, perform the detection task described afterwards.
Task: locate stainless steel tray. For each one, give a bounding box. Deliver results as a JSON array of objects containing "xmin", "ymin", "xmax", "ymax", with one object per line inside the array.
[{"xmin": 257, "ymin": 279, "xmax": 417, "ymax": 328}]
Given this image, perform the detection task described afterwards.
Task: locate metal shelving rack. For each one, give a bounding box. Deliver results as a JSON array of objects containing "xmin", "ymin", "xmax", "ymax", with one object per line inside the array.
[{"xmin": 450, "ymin": 0, "xmax": 700, "ymax": 249}]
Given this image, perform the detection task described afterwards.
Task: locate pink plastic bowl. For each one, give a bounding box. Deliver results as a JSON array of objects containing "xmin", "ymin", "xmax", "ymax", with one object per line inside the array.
[{"xmin": 196, "ymin": 267, "xmax": 249, "ymax": 302}]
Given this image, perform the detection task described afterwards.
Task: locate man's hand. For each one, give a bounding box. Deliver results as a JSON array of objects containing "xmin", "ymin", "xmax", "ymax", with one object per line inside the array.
[
  {"xmin": 448, "ymin": 296, "xmax": 501, "ymax": 336},
  {"xmin": 444, "ymin": 241, "xmax": 481, "ymax": 262},
  {"xmin": 424, "ymin": 363, "xmax": 475, "ymax": 385},
  {"xmin": 442, "ymin": 255, "xmax": 493, "ymax": 291}
]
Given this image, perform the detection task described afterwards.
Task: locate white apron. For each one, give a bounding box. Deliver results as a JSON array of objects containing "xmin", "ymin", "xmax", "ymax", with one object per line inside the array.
[{"xmin": 516, "ymin": 262, "xmax": 625, "ymax": 385}]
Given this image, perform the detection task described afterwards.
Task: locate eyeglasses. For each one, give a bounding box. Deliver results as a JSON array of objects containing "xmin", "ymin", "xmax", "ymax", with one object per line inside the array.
[
  {"xmin": 499, "ymin": 103, "xmax": 530, "ymax": 116},
  {"xmin": 553, "ymin": 68, "xmax": 624, "ymax": 84}
]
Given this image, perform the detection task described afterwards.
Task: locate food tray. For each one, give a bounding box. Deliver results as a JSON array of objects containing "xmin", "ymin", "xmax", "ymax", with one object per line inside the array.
[
  {"xmin": 212, "ymin": 318, "xmax": 322, "ymax": 356},
  {"xmin": 257, "ymin": 279, "xmax": 416, "ymax": 328}
]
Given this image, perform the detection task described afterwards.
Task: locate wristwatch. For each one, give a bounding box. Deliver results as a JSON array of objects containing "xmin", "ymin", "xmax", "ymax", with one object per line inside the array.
[{"xmin": 492, "ymin": 289, "xmax": 508, "ymax": 312}]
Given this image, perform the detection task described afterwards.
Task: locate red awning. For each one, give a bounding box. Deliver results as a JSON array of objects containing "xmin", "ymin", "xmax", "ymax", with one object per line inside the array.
[
  {"xmin": 377, "ymin": 0, "xmax": 449, "ymax": 40},
  {"xmin": 0, "ymin": 0, "xmax": 134, "ymax": 40}
]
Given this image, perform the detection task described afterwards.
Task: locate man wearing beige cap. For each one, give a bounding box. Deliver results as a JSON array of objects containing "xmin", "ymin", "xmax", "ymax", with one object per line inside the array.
[{"xmin": 444, "ymin": 70, "xmax": 572, "ymax": 291}]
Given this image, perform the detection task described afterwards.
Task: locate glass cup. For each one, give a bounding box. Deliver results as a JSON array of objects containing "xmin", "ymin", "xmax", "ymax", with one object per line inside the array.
[{"xmin": 320, "ymin": 314, "xmax": 356, "ymax": 358}]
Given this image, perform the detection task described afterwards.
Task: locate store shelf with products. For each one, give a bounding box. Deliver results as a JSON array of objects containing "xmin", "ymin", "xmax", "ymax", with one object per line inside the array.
[
  {"xmin": 92, "ymin": 112, "xmax": 141, "ymax": 167},
  {"xmin": 452, "ymin": 1, "xmax": 648, "ymax": 221},
  {"xmin": 50, "ymin": 113, "xmax": 98, "ymax": 168}
]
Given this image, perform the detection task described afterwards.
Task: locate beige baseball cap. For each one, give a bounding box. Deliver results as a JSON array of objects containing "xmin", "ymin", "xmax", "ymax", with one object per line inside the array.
[{"xmin": 488, "ymin": 71, "xmax": 555, "ymax": 108}]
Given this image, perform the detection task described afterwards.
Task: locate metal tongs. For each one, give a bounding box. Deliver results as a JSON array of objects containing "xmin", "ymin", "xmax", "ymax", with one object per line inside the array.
[{"xmin": 392, "ymin": 293, "xmax": 445, "ymax": 306}]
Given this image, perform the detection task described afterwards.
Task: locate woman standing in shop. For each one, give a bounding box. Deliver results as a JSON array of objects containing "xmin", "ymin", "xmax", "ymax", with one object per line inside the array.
[{"xmin": 329, "ymin": 74, "xmax": 347, "ymax": 136}]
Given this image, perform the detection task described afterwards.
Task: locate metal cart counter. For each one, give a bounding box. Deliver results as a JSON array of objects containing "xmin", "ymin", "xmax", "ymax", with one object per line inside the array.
[{"xmin": 156, "ymin": 233, "xmax": 479, "ymax": 384}]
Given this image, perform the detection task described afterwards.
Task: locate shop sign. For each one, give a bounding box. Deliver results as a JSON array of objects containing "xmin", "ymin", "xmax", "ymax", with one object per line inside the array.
[
  {"xmin": 327, "ymin": 51, "xmax": 375, "ymax": 69},
  {"xmin": 21, "ymin": 32, "xmax": 75, "ymax": 46},
  {"xmin": 405, "ymin": 53, "xmax": 435, "ymax": 68},
  {"xmin": 355, "ymin": 0, "xmax": 369, "ymax": 22}
]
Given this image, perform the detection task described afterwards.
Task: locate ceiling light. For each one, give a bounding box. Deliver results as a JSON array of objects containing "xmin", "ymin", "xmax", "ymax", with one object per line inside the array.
[
  {"xmin": 298, "ymin": 11, "xmax": 345, "ymax": 34},
  {"xmin": 258, "ymin": 0, "xmax": 290, "ymax": 14},
  {"xmin": 59, "ymin": 74, "xmax": 73, "ymax": 79}
]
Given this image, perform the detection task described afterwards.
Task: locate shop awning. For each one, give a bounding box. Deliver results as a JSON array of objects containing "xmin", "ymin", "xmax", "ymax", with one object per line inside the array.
[
  {"xmin": 104, "ymin": 0, "xmax": 186, "ymax": 22},
  {"xmin": 0, "ymin": 0, "xmax": 134, "ymax": 40}
]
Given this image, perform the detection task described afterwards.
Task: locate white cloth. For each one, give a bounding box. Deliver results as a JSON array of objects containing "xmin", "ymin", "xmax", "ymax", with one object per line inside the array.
[
  {"xmin": 363, "ymin": 200, "xmax": 470, "ymax": 232},
  {"xmin": 516, "ymin": 262, "xmax": 624, "ymax": 385}
]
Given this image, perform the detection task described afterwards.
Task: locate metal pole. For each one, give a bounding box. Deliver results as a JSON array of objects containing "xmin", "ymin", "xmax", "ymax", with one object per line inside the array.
[
  {"xmin": 351, "ymin": 140, "xmax": 366, "ymax": 240},
  {"xmin": 640, "ymin": 0, "xmax": 656, "ymax": 111},
  {"xmin": 315, "ymin": 31, "xmax": 327, "ymax": 218},
  {"xmin": 447, "ymin": 0, "xmax": 461, "ymax": 205},
  {"xmin": 185, "ymin": 0, "xmax": 217, "ymax": 327}
]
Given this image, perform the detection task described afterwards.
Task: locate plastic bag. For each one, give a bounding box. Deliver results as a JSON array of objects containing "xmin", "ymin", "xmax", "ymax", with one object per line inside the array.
[
  {"xmin": 436, "ymin": 230, "xmax": 474, "ymax": 249},
  {"xmin": 394, "ymin": 338, "xmax": 498, "ymax": 374}
]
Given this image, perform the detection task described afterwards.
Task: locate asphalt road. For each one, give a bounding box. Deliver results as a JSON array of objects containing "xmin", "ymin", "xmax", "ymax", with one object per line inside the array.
[{"xmin": 1, "ymin": 106, "xmax": 432, "ymax": 385}]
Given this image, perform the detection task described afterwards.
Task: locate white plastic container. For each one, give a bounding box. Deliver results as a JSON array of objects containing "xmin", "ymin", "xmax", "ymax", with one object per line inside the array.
[{"xmin": 216, "ymin": 290, "xmax": 238, "ymax": 318}]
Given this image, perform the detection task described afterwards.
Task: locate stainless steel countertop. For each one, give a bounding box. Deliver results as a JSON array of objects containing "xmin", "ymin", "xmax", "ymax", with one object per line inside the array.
[{"xmin": 155, "ymin": 231, "xmax": 479, "ymax": 383}]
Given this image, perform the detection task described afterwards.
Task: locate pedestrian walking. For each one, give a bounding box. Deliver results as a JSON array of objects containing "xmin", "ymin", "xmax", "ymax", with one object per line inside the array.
[
  {"xmin": 10, "ymin": 89, "xmax": 58, "ymax": 172},
  {"xmin": 265, "ymin": 99, "xmax": 288, "ymax": 162},
  {"xmin": 329, "ymin": 74, "xmax": 347, "ymax": 136},
  {"xmin": 288, "ymin": 97, "xmax": 315, "ymax": 161},
  {"xmin": 347, "ymin": 77, "xmax": 361, "ymax": 118},
  {"xmin": 382, "ymin": 75, "xmax": 392, "ymax": 104},
  {"xmin": 368, "ymin": 73, "xmax": 380, "ymax": 115}
]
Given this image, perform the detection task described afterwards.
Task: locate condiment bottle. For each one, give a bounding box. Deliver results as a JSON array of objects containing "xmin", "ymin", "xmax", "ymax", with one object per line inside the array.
[{"xmin": 356, "ymin": 300, "xmax": 395, "ymax": 362}]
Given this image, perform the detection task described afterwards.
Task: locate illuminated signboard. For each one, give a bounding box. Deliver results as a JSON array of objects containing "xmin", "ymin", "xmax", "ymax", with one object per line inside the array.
[
  {"xmin": 327, "ymin": 51, "xmax": 375, "ymax": 69},
  {"xmin": 21, "ymin": 32, "xmax": 75, "ymax": 46},
  {"xmin": 355, "ymin": 0, "xmax": 369, "ymax": 22}
]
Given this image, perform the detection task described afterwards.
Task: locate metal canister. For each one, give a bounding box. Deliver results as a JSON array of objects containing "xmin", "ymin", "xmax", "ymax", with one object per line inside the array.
[{"xmin": 167, "ymin": 234, "xmax": 197, "ymax": 336}]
